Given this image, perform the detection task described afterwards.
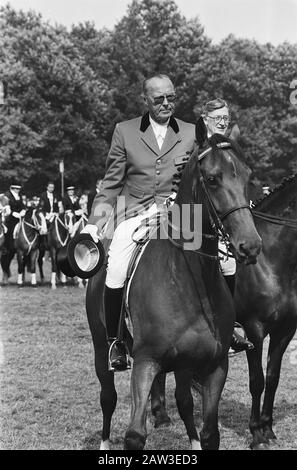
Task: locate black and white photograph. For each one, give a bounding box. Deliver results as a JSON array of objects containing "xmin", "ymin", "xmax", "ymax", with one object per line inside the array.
[{"xmin": 0, "ymin": 0, "xmax": 297, "ymax": 452}]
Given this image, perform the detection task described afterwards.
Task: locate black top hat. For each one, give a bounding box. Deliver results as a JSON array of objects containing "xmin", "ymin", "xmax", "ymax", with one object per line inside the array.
[{"xmin": 57, "ymin": 233, "xmax": 105, "ymax": 279}]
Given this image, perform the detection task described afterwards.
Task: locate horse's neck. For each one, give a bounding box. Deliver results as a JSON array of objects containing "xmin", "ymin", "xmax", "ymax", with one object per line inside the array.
[{"xmin": 254, "ymin": 176, "xmax": 297, "ymax": 216}]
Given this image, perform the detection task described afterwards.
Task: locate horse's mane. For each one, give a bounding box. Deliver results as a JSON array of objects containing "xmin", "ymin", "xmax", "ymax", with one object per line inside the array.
[{"xmin": 253, "ymin": 173, "xmax": 297, "ymax": 211}]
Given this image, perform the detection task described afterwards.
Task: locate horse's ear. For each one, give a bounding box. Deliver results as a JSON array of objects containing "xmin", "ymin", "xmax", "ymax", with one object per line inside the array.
[
  {"xmin": 195, "ymin": 116, "xmax": 207, "ymax": 148},
  {"xmin": 229, "ymin": 124, "xmax": 240, "ymax": 142}
]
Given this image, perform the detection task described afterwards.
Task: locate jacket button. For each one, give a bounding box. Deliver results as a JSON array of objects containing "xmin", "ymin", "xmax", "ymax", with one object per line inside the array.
[
  {"xmin": 156, "ymin": 170, "xmax": 160, "ymax": 175},
  {"xmin": 156, "ymin": 159, "xmax": 161, "ymax": 164}
]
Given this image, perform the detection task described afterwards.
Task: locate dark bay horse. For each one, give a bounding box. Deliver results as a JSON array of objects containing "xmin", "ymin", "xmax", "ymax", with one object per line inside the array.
[
  {"xmin": 234, "ymin": 174, "xmax": 297, "ymax": 450},
  {"xmin": 153, "ymin": 174, "xmax": 297, "ymax": 449},
  {"xmin": 86, "ymin": 135, "xmax": 262, "ymax": 450},
  {"xmin": 15, "ymin": 206, "xmax": 47, "ymax": 286},
  {"xmin": 38, "ymin": 212, "xmax": 74, "ymax": 289}
]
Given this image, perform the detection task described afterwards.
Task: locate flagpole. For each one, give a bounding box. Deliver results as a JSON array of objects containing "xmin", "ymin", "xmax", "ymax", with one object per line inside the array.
[{"xmin": 59, "ymin": 159, "xmax": 64, "ymax": 197}]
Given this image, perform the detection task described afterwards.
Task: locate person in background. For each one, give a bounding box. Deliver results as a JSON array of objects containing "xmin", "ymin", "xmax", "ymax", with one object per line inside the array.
[
  {"xmin": 87, "ymin": 179, "xmax": 103, "ymax": 217},
  {"xmin": 1, "ymin": 183, "xmax": 26, "ymax": 278},
  {"xmin": 5, "ymin": 183, "xmax": 26, "ymax": 228},
  {"xmin": 40, "ymin": 182, "xmax": 60, "ymax": 225},
  {"xmin": 62, "ymin": 186, "xmax": 83, "ymax": 217},
  {"xmin": 196, "ymin": 98, "xmax": 254, "ymax": 352}
]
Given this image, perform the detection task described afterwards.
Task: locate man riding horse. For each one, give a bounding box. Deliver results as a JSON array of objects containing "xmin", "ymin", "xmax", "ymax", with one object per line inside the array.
[
  {"xmin": 1, "ymin": 183, "xmax": 26, "ymax": 282},
  {"xmin": 82, "ymin": 74, "xmax": 252, "ymax": 371}
]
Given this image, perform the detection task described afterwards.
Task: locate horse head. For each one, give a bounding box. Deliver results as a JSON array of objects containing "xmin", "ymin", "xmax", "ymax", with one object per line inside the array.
[
  {"xmin": 26, "ymin": 206, "xmax": 47, "ymax": 235},
  {"xmin": 175, "ymin": 134, "xmax": 262, "ymax": 265},
  {"xmin": 64, "ymin": 210, "xmax": 74, "ymax": 233}
]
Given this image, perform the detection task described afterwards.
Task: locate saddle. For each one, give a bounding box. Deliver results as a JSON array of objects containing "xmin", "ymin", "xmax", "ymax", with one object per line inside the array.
[{"xmin": 118, "ymin": 212, "xmax": 164, "ymax": 339}]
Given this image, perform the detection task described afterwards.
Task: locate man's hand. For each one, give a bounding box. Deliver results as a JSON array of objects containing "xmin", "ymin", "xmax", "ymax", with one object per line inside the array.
[{"xmin": 81, "ymin": 224, "xmax": 100, "ymax": 243}]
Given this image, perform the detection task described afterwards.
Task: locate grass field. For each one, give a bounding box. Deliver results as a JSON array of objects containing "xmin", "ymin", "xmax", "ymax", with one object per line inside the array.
[{"xmin": 0, "ymin": 260, "xmax": 296, "ymax": 450}]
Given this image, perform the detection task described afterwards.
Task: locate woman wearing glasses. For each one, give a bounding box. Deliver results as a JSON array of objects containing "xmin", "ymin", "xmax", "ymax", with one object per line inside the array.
[{"xmin": 196, "ymin": 98, "xmax": 254, "ymax": 353}]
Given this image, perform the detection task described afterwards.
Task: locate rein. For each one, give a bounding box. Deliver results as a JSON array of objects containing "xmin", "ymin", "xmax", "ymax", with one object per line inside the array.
[
  {"xmin": 21, "ymin": 211, "xmax": 42, "ymax": 254},
  {"xmin": 252, "ymin": 210, "xmax": 297, "ymax": 229},
  {"xmin": 54, "ymin": 215, "xmax": 70, "ymax": 247},
  {"xmin": 166, "ymin": 142, "xmax": 253, "ymax": 259}
]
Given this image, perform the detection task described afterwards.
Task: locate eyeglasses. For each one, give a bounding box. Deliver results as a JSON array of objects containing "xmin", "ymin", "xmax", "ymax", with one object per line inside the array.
[
  {"xmin": 207, "ymin": 115, "xmax": 230, "ymax": 124},
  {"xmin": 149, "ymin": 94, "xmax": 177, "ymax": 105}
]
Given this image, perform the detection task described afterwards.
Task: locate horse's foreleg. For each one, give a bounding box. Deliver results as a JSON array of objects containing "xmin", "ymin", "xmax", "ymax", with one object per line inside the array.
[
  {"xmin": 60, "ymin": 272, "xmax": 67, "ymax": 285},
  {"xmin": 38, "ymin": 246, "xmax": 45, "ymax": 283},
  {"xmin": 50, "ymin": 247, "xmax": 57, "ymax": 289},
  {"xmin": 174, "ymin": 369, "xmax": 200, "ymax": 450},
  {"xmin": 260, "ymin": 322, "xmax": 296, "ymax": 441},
  {"xmin": 1, "ymin": 248, "xmax": 15, "ymax": 282},
  {"xmin": 95, "ymin": 345, "xmax": 117, "ymax": 450},
  {"xmin": 124, "ymin": 358, "xmax": 160, "ymax": 450},
  {"xmin": 245, "ymin": 326, "xmax": 269, "ymax": 450},
  {"xmin": 200, "ymin": 356, "xmax": 228, "ymax": 450},
  {"xmin": 151, "ymin": 372, "xmax": 171, "ymax": 428},
  {"xmin": 28, "ymin": 249, "xmax": 38, "ymax": 286},
  {"xmin": 77, "ymin": 277, "xmax": 84, "ymax": 288},
  {"xmin": 17, "ymin": 250, "xmax": 24, "ymax": 286}
]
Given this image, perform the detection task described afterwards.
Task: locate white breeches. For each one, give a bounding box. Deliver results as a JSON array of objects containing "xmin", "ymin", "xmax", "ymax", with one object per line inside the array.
[
  {"xmin": 106, "ymin": 205, "xmax": 236, "ymax": 288},
  {"xmin": 106, "ymin": 204, "xmax": 159, "ymax": 288},
  {"xmin": 219, "ymin": 240, "xmax": 236, "ymax": 276}
]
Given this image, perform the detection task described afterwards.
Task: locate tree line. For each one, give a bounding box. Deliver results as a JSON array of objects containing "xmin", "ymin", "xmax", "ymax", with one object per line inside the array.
[{"xmin": 0, "ymin": 0, "xmax": 296, "ymax": 194}]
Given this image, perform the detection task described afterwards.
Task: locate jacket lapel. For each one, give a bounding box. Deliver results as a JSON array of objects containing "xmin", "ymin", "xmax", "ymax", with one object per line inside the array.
[
  {"xmin": 139, "ymin": 113, "xmax": 181, "ymax": 158},
  {"xmin": 140, "ymin": 113, "xmax": 160, "ymax": 156},
  {"xmin": 159, "ymin": 125, "xmax": 181, "ymax": 158}
]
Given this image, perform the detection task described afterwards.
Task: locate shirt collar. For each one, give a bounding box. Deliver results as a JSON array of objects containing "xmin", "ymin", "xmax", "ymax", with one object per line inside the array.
[
  {"xmin": 149, "ymin": 116, "xmax": 169, "ymax": 137},
  {"xmin": 11, "ymin": 190, "xmax": 20, "ymax": 200}
]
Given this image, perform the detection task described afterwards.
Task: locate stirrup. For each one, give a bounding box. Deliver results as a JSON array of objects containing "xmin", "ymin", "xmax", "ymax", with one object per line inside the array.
[
  {"xmin": 108, "ymin": 339, "xmax": 131, "ymax": 372},
  {"xmin": 229, "ymin": 323, "xmax": 254, "ymax": 356}
]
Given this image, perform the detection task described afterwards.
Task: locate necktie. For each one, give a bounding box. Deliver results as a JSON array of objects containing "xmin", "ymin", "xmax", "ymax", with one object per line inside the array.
[{"xmin": 157, "ymin": 133, "xmax": 165, "ymax": 149}]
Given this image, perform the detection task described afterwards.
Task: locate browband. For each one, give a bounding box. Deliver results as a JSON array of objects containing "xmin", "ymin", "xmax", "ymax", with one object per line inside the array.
[{"xmin": 198, "ymin": 142, "xmax": 232, "ymax": 161}]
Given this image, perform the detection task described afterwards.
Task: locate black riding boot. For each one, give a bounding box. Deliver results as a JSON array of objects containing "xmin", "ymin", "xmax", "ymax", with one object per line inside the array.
[
  {"xmin": 104, "ymin": 286, "xmax": 131, "ymax": 372},
  {"xmin": 224, "ymin": 275, "xmax": 254, "ymax": 353}
]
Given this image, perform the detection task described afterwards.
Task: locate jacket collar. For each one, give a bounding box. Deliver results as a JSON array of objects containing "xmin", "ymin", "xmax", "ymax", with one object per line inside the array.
[
  {"xmin": 140, "ymin": 112, "xmax": 179, "ymax": 134},
  {"xmin": 140, "ymin": 112, "xmax": 181, "ymax": 157}
]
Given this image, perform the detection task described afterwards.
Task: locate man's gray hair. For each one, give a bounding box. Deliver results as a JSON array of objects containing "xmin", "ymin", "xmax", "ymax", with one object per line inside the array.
[
  {"xmin": 142, "ymin": 74, "xmax": 173, "ymax": 95},
  {"xmin": 202, "ymin": 98, "xmax": 229, "ymax": 116}
]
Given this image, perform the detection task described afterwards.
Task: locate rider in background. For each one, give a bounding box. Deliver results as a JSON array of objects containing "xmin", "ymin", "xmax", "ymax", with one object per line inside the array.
[
  {"xmin": 1, "ymin": 183, "xmax": 26, "ymax": 277},
  {"xmin": 62, "ymin": 186, "xmax": 84, "ymax": 238},
  {"xmin": 196, "ymin": 98, "xmax": 254, "ymax": 352},
  {"xmin": 40, "ymin": 182, "xmax": 60, "ymax": 227},
  {"xmin": 87, "ymin": 179, "xmax": 103, "ymax": 217},
  {"xmin": 4, "ymin": 183, "xmax": 26, "ymax": 234},
  {"xmin": 62, "ymin": 186, "xmax": 83, "ymax": 217}
]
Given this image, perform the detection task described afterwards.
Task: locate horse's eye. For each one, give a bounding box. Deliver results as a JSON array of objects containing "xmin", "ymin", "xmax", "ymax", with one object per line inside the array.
[{"xmin": 207, "ymin": 176, "xmax": 217, "ymax": 185}]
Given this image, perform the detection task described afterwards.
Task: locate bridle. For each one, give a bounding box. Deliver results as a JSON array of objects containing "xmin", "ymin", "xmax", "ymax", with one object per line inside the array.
[
  {"xmin": 167, "ymin": 143, "xmax": 252, "ymax": 259},
  {"xmin": 198, "ymin": 142, "xmax": 251, "ymax": 240},
  {"xmin": 21, "ymin": 208, "xmax": 46, "ymax": 254},
  {"xmin": 54, "ymin": 213, "xmax": 73, "ymax": 247}
]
